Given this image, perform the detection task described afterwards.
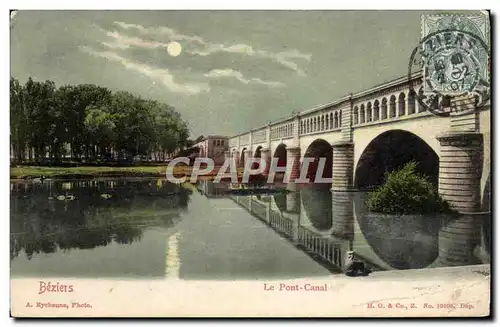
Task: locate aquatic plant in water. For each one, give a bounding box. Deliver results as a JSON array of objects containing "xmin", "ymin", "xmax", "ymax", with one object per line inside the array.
[{"xmin": 367, "ymin": 162, "xmax": 452, "ymax": 215}]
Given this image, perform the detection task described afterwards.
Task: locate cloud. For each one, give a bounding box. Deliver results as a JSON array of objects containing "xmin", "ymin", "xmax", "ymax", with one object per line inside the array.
[
  {"xmin": 204, "ymin": 69, "xmax": 284, "ymax": 88},
  {"xmin": 102, "ymin": 30, "xmax": 169, "ymax": 50},
  {"xmin": 191, "ymin": 44, "xmax": 311, "ymax": 77},
  {"xmin": 90, "ymin": 21, "xmax": 306, "ymax": 90},
  {"xmin": 113, "ymin": 21, "xmax": 205, "ymax": 44},
  {"xmin": 191, "ymin": 43, "xmax": 256, "ymax": 56},
  {"xmin": 112, "ymin": 21, "xmax": 311, "ymax": 77},
  {"xmin": 79, "ymin": 46, "xmax": 209, "ymax": 95}
]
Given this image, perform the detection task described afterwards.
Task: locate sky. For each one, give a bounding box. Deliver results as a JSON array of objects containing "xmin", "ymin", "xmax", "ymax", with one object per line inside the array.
[{"xmin": 11, "ymin": 10, "xmax": 431, "ymax": 138}]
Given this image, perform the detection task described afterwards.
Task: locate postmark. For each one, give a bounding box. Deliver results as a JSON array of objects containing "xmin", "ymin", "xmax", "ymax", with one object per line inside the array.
[{"xmin": 408, "ymin": 13, "xmax": 491, "ymax": 116}]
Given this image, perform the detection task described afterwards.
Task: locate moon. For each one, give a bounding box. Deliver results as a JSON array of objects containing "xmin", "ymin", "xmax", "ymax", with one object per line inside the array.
[{"xmin": 167, "ymin": 42, "xmax": 182, "ymax": 57}]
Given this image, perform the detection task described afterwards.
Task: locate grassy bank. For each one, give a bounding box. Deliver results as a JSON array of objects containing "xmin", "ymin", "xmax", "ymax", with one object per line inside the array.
[
  {"xmin": 10, "ymin": 165, "xmax": 248, "ymax": 180},
  {"xmin": 11, "ymin": 165, "xmax": 178, "ymax": 180}
]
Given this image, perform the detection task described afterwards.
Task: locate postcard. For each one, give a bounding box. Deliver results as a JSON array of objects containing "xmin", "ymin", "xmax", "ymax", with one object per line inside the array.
[{"xmin": 9, "ymin": 9, "xmax": 491, "ymax": 318}]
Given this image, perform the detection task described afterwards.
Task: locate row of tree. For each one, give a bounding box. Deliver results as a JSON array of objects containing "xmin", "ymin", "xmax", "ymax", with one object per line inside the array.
[{"xmin": 10, "ymin": 77, "xmax": 192, "ymax": 163}]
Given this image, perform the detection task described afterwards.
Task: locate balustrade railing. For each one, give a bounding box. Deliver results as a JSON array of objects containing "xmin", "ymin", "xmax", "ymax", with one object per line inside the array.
[
  {"xmin": 269, "ymin": 210, "xmax": 294, "ymax": 238},
  {"xmin": 352, "ymin": 81, "xmax": 425, "ymax": 127},
  {"xmin": 252, "ymin": 129, "xmax": 267, "ymax": 144},
  {"xmin": 299, "ymin": 108, "xmax": 343, "ymax": 136},
  {"xmin": 251, "ymin": 199, "xmax": 267, "ymax": 221},
  {"xmin": 229, "ymin": 74, "xmax": 429, "ymax": 143},
  {"xmin": 239, "ymin": 133, "xmax": 250, "ymax": 146},
  {"xmin": 297, "ymin": 226, "xmax": 343, "ymax": 267},
  {"xmin": 229, "ymin": 137, "xmax": 238, "ymax": 147},
  {"xmin": 270, "ymin": 122, "xmax": 293, "ymax": 140}
]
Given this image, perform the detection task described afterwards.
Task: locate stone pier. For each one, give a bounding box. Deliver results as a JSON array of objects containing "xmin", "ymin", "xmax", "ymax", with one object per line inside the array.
[
  {"xmin": 331, "ymin": 141, "xmax": 354, "ymax": 191},
  {"xmin": 436, "ymin": 132, "xmax": 483, "ymax": 213},
  {"xmin": 286, "ymin": 147, "xmax": 301, "ymax": 182},
  {"xmin": 243, "ymin": 149, "xmax": 253, "ymax": 168},
  {"xmin": 331, "ymin": 191, "xmax": 354, "ymax": 240},
  {"xmin": 260, "ymin": 148, "xmax": 271, "ymax": 176}
]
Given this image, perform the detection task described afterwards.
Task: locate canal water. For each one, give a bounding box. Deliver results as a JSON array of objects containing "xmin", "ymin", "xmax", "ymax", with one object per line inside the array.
[{"xmin": 10, "ymin": 179, "xmax": 491, "ymax": 280}]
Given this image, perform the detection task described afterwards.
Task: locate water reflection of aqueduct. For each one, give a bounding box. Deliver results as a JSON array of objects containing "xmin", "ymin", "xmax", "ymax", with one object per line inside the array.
[{"xmin": 203, "ymin": 182, "xmax": 491, "ymax": 272}]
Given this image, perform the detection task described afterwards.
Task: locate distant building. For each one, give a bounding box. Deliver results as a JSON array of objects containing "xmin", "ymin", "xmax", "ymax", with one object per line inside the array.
[{"xmin": 194, "ymin": 135, "xmax": 228, "ymax": 165}]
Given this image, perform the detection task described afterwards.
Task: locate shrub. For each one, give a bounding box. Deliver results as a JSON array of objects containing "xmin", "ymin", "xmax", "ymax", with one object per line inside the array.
[{"xmin": 367, "ymin": 162, "xmax": 452, "ymax": 215}]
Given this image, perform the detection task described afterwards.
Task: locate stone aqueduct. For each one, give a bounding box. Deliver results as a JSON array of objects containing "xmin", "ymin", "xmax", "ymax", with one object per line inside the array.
[{"xmin": 226, "ymin": 73, "xmax": 491, "ymax": 214}]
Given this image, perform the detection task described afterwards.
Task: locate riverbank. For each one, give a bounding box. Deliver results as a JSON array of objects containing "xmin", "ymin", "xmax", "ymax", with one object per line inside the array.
[
  {"xmin": 10, "ymin": 166, "xmax": 170, "ymax": 180},
  {"xmin": 10, "ymin": 165, "xmax": 248, "ymax": 181}
]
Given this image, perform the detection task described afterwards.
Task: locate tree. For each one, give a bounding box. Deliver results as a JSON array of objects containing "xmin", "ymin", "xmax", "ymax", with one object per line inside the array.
[
  {"xmin": 152, "ymin": 104, "xmax": 189, "ymax": 160},
  {"xmin": 55, "ymin": 84, "xmax": 112, "ymax": 160},
  {"xmin": 108, "ymin": 91, "xmax": 154, "ymax": 160},
  {"xmin": 22, "ymin": 78, "xmax": 57, "ymax": 161},
  {"xmin": 10, "ymin": 76, "xmax": 190, "ymax": 164},
  {"xmin": 84, "ymin": 106, "xmax": 115, "ymax": 160},
  {"xmin": 10, "ymin": 77, "xmax": 27, "ymax": 162}
]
